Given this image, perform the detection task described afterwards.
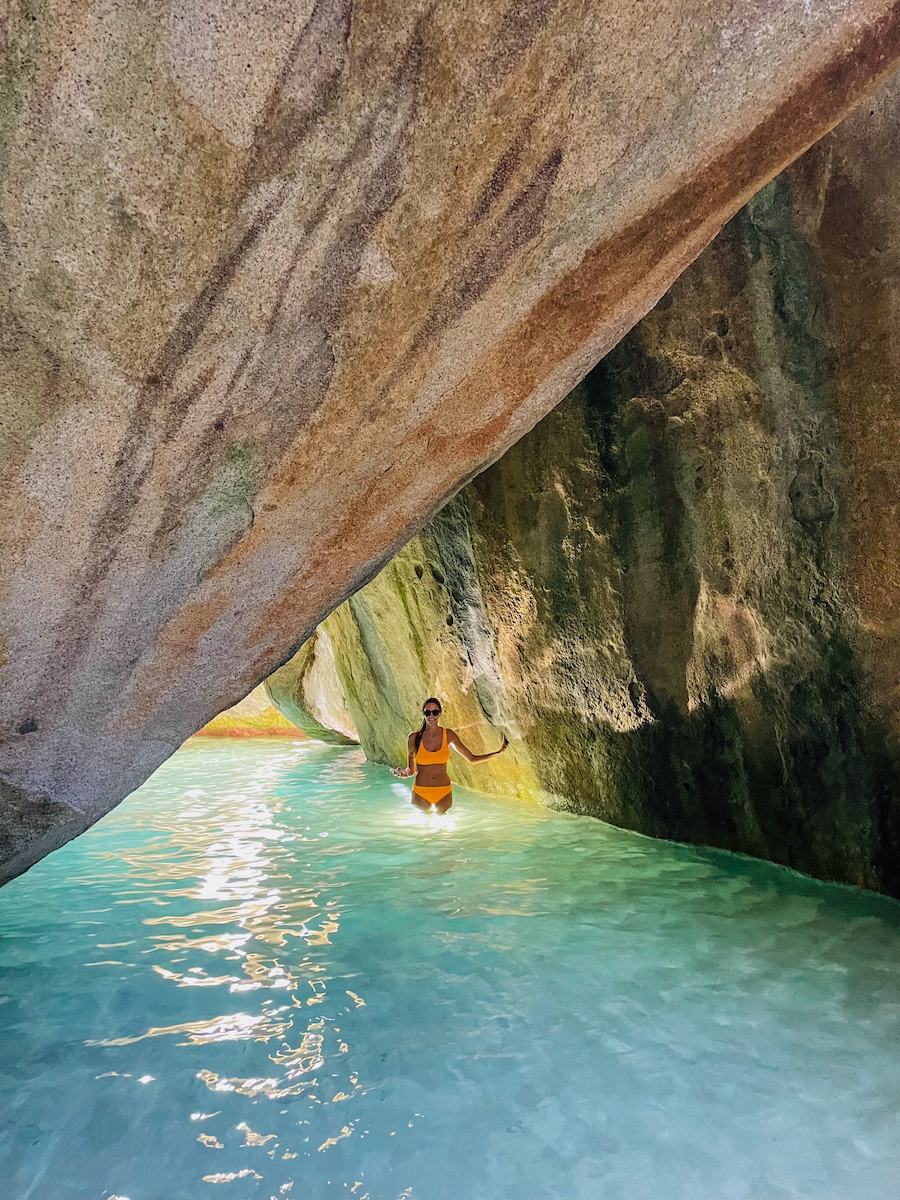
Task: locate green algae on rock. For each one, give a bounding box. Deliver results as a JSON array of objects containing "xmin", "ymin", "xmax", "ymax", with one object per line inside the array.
[{"xmin": 269, "ymin": 79, "xmax": 900, "ymax": 897}]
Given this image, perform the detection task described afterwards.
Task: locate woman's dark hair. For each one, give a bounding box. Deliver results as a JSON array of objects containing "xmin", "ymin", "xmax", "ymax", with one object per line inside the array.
[{"xmin": 414, "ymin": 697, "xmax": 441, "ymax": 753}]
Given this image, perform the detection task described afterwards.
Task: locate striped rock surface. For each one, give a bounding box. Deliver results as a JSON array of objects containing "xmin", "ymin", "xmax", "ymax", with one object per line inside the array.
[{"xmin": 3, "ymin": 0, "xmax": 900, "ymax": 883}]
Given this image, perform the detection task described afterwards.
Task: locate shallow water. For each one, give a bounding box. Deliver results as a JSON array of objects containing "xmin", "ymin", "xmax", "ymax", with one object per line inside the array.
[{"xmin": 1, "ymin": 739, "xmax": 899, "ymax": 1200}]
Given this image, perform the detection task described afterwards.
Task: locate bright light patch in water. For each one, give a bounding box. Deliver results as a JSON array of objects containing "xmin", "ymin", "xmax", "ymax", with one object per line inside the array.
[{"xmin": 0, "ymin": 738, "xmax": 899, "ymax": 1199}]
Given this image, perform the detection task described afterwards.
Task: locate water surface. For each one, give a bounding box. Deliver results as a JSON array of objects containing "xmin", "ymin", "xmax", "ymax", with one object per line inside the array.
[{"xmin": 1, "ymin": 739, "xmax": 899, "ymax": 1200}]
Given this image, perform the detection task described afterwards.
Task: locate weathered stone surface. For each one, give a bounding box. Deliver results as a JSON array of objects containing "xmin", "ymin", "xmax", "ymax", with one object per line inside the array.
[
  {"xmin": 264, "ymin": 629, "xmax": 357, "ymax": 744},
  {"xmin": 277, "ymin": 77, "xmax": 900, "ymax": 896},
  {"xmin": 3, "ymin": 2, "xmax": 900, "ymax": 883}
]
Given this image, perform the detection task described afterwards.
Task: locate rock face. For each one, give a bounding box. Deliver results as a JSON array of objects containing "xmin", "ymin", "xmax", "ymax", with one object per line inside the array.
[
  {"xmin": 265, "ymin": 630, "xmax": 358, "ymax": 745},
  {"xmin": 3, "ymin": 2, "xmax": 900, "ymax": 884},
  {"xmin": 196, "ymin": 683, "xmax": 302, "ymax": 737},
  {"xmin": 272, "ymin": 77, "xmax": 900, "ymax": 897},
  {"xmin": 284, "ymin": 517, "xmax": 541, "ymax": 797}
]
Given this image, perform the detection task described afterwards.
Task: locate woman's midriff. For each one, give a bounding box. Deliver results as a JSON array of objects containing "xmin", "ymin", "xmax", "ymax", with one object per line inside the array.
[
  {"xmin": 413, "ymin": 764, "xmax": 451, "ymax": 805},
  {"xmin": 414, "ymin": 763, "xmax": 451, "ymax": 791}
]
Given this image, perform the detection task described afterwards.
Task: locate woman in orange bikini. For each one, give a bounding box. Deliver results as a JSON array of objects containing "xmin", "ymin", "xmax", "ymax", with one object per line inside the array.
[{"xmin": 391, "ymin": 697, "xmax": 508, "ymax": 811}]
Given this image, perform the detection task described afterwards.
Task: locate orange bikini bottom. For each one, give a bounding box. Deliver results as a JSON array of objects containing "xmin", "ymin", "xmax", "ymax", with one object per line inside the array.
[{"xmin": 412, "ymin": 784, "xmax": 452, "ymax": 805}]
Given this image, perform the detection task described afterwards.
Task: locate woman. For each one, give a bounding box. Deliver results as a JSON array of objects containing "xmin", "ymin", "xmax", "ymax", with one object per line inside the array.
[{"xmin": 392, "ymin": 697, "xmax": 508, "ymax": 811}]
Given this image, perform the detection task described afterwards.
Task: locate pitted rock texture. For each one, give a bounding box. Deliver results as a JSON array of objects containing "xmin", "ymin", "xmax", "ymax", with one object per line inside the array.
[
  {"xmin": 273, "ymin": 78, "xmax": 900, "ymax": 896},
  {"xmin": 3, "ymin": 1, "xmax": 900, "ymax": 883}
]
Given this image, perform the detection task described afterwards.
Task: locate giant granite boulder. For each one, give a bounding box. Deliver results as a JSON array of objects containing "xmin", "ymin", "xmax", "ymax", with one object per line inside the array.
[{"xmin": 3, "ymin": 1, "xmax": 900, "ymax": 883}]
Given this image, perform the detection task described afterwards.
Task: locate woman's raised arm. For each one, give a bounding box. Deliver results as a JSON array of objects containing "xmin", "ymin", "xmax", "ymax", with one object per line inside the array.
[{"xmin": 448, "ymin": 729, "xmax": 508, "ymax": 764}]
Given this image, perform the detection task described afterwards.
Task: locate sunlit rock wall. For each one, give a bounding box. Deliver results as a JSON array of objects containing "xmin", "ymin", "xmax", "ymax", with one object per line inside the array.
[
  {"xmin": 265, "ymin": 630, "xmax": 358, "ymax": 745},
  {"xmin": 272, "ymin": 81, "xmax": 900, "ymax": 896},
  {"xmin": 196, "ymin": 683, "xmax": 302, "ymax": 737},
  {"xmin": 303, "ymin": 520, "xmax": 542, "ymax": 799},
  {"xmin": 3, "ymin": 1, "xmax": 900, "ymax": 885}
]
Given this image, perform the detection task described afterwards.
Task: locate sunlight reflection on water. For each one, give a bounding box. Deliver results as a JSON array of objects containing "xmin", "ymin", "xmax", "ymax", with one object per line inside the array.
[{"xmin": 1, "ymin": 738, "xmax": 899, "ymax": 1200}]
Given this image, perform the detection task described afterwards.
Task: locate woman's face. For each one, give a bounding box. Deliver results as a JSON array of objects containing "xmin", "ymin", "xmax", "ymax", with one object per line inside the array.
[{"xmin": 423, "ymin": 704, "xmax": 441, "ymax": 727}]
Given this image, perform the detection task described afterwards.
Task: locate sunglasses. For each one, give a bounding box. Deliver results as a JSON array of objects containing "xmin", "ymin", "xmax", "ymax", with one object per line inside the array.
[{"xmin": 424, "ymin": 709, "xmax": 441, "ymax": 717}]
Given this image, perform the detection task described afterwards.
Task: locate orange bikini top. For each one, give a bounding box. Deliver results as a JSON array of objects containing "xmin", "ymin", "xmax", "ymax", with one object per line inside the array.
[{"xmin": 416, "ymin": 727, "xmax": 450, "ymax": 765}]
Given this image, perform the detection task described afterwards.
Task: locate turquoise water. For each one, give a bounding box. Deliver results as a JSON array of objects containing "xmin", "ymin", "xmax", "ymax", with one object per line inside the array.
[{"xmin": 1, "ymin": 739, "xmax": 899, "ymax": 1200}]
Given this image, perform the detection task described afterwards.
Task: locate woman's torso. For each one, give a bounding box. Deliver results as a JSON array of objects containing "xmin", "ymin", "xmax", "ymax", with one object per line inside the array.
[{"xmin": 415, "ymin": 726, "xmax": 451, "ymax": 788}]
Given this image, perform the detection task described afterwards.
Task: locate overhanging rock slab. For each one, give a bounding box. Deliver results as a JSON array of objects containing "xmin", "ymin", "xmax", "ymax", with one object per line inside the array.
[{"xmin": 3, "ymin": 0, "xmax": 900, "ymax": 882}]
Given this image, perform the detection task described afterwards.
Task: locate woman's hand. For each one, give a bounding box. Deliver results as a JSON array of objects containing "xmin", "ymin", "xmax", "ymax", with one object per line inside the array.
[{"xmin": 391, "ymin": 766, "xmax": 414, "ymax": 778}]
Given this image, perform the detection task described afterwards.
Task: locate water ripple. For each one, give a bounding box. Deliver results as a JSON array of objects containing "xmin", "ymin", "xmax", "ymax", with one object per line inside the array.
[{"xmin": 1, "ymin": 738, "xmax": 899, "ymax": 1200}]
